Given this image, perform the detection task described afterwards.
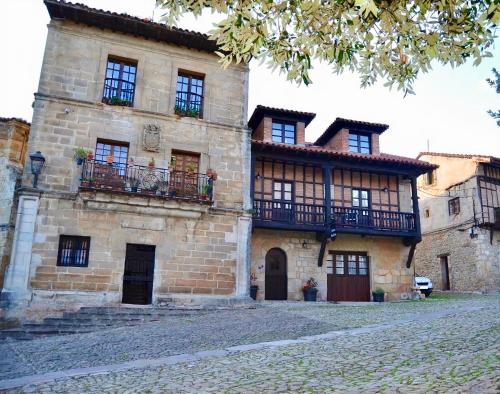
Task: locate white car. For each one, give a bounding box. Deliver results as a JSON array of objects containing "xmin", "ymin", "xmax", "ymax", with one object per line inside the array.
[{"xmin": 414, "ymin": 275, "xmax": 433, "ymax": 297}]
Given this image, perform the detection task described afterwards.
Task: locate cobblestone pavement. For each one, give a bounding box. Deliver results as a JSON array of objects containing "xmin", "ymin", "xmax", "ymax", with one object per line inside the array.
[{"xmin": 1, "ymin": 294, "xmax": 499, "ymax": 393}]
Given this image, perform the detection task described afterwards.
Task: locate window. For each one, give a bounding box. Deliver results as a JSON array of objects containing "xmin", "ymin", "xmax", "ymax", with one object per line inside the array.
[
  {"xmin": 348, "ymin": 132, "xmax": 371, "ymax": 154},
  {"xmin": 448, "ymin": 197, "xmax": 460, "ymax": 215},
  {"xmin": 272, "ymin": 121, "xmax": 296, "ymax": 144},
  {"xmin": 102, "ymin": 58, "xmax": 137, "ymax": 106},
  {"xmin": 330, "ymin": 252, "xmax": 369, "ymax": 276},
  {"xmin": 273, "ymin": 181, "xmax": 293, "ymax": 202},
  {"xmin": 176, "ymin": 72, "xmax": 204, "ymax": 117},
  {"xmin": 352, "ymin": 189, "xmax": 370, "ymax": 209},
  {"xmin": 57, "ymin": 235, "xmax": 90, "ymax": 267},
  {"xmin": 95, "ymin": 139, "xmax": 129, "ymax": 173},
  {"xmin": 425, "ymin": 170, "xmax": 436, "ymax": 185}
]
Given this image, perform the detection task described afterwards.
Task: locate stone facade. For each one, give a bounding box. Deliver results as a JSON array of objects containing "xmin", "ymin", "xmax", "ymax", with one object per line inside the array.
[
  {"xmin": 1, "ymin": 6, "xmax": 252, "ymax": 316},
  {"xmin": 415, "ymin": 153, "xmax": 500, "ymax": 292},
  {"xmin": 251, "ymin": 229, "xmax": 414, "ymax": 301},
  {"xmin": 0, "ymin": 118, "xmax": 30, "ymax": 289}
]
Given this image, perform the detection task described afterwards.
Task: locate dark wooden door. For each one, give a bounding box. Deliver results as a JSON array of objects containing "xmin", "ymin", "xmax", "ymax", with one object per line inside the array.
[
  {"xmin": 170, "ymin": 150, "xmax": 200, "ymax": 197},
  {"xmin": 328, "ymin": 252, "xmax": 370, "ymax": 301},
  {"xmin": 440, "ymin": 255, "xmax": 450, "ymax": 290},
  {"xmin": 265, "ymin": 248, "xmax": 287, "ymax": 300},
  {"xmin": 122, "ymin": 244, "xmax": 155, "ymax": 305}
]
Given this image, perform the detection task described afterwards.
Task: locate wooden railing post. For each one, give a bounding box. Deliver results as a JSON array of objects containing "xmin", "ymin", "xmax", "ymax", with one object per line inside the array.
[{"xmin": 323, "ymin": 166, "xmax": 332, "ymax": 228}]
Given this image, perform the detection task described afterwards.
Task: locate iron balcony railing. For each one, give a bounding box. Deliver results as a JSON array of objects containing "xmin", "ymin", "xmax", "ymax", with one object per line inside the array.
[
  {"xmin": 80, "ymin": 160, "xmax": 213, "ymax": 203},
  {"xmin": 253, "ymin": 199, "xmax": 417, "ymax": 233},
  {"xmin": 175, "ymin": 92, "xmax": 203, "ymax": 118},
  {"xmin": 102, "ymin": 77, "xmax": 135, "ymax": 106}
]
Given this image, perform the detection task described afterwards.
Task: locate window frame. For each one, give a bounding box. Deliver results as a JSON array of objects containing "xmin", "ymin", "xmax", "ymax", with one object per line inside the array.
[
  {"xmin": 329, "ymin": 251, "xmax": 369, "ymax": 277},
  {"xmin": 271, "ymin": 120, "xmax": 297, "ymax": 144},
  {"xmin": 348, "ymin": 131, "xmax": 372, "ymax": 154},
  {"xmin": 57, "ymin": 235, "xmax": 91, "ymax": 267},
  {"xmin": 352, "ymin": 188, "xmax": 371, "ymax": 209},
  {"xmin": 425, "ymin": 170, "xmax": 436, "ymax": 185},
  {"xmin": 448, "ymin": 197, "xmax": 460, "ymax": 215},
  {"xmin": 95, "ymin": 139, "xmax": 129, "ymax": 173},
  {"xmin": 102, "ymin": 57, "xmax": 137, "ymax": 106},
  {"xmin": 175, "ymin": 71, "xmax": 205, "ymax": 118}
]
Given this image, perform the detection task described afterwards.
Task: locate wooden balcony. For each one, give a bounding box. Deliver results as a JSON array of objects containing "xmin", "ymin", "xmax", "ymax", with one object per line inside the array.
[
  {"xmin": 253, "ymin": 199, "xmax": 417, "ymax": 237},
  {"xmin": 79, "ymin": 160, "xmax": 213, "ymax": 204}
]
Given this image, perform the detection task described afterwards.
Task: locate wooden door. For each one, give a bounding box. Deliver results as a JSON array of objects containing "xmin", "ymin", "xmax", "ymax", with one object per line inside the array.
[
  {"xmin": 440, "ymin": 255, "xmax": 450, "ymax": 290},
  {"xmin": 265, "ymin": 248, "xmax": 287, "ymax": 300},
  {"xmin": 170, "ymin": 150, "xmax": 200, "ymax": 197},
  {"xmin": 328, "ymin": 252, "xmax": 370, "ymax": 301},
  {"xmin": 122, "ymin": 244, "xmax": 155, "ymax": 305}
]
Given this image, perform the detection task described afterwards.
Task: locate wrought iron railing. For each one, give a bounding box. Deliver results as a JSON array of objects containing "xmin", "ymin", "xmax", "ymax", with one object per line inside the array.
[
  {"xmin": 253, "ymin": 199, "xmax": 326, "ymax": 226},
  {"xmin": 253, "ymin": 199, "xmax": 417, "ymax": 233},
  {"xmin": 175, "ymin": 92, "xmax": 203, "ymax": 117},
  {"xmin": 332, "ymin": 206, "xmax": 416, "ymax": 232},
  {"xmin": 80, "ymin": 160, "xmax": 213, "ymax": 203},
  {"xmin": 102, "ymin": 77, "xmax": 135, "ymax": 106}
]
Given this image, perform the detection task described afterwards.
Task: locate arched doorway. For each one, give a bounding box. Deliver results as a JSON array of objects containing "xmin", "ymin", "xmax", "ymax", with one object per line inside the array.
[{"xmin": 265, "ymin": 248, "xmax": 287, "ymax": 300}]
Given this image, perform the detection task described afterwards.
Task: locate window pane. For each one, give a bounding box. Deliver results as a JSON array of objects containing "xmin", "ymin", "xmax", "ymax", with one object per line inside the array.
[
  {"xmin": 335, "ymin": 255, "xmax": 344, "ymax": 275},
  {"xmin": 348, "ymin": 255, "xmax": 357, "ymax": 275}
]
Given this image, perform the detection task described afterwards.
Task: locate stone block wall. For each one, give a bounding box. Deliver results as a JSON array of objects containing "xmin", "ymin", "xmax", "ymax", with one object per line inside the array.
[
  {"xmin": 415, "ymin": 227, "xmax": 500, "ymax": 292},
  {"xmin": 28, "ymin": 192, "xmax": 242, "ymax": 306},
  {"xmin": 251, "ymin": 229, "xmax": 413, "ymax": 301}
]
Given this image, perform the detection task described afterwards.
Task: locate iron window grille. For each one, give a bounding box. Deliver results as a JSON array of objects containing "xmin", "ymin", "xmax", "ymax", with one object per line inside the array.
[
  {"xmin": 102, "ymin": 58, "xmax": 137, "ymax": 106},
  {"xmin": 272, "ymin": 121, "xmax": 296, "ymax": 144},
  {"xmin": 57, "ymin": 235, "xmax": 91, "ymax": 267},
  {"xmin": 348, "ymin": 132, "xmax": 371, "ymax": 154},
  {"xmin": 448, "ymin": 197, "xmax": 460, "ymax": 215},
  {"xmin": 175, "ymin": 73, "xmax": 204, "ymax": 118}
]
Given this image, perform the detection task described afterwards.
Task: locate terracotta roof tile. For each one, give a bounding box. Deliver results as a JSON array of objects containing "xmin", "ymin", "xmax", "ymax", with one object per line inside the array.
[
  {"xmin": 44, "ymin": 0, "xmax": 218, "ymax": 53},
  {"xmin": 248, "ymin": 105, "xmax": 316, "ymax": 130},
  {"xmin": 315, "ymin": 117, "xmax": 389, "ymax": 145},
  {"xmin": 416, "ymin": 152, "xmax": 500, "ymax": 163},
  {"xmin": 0, "ymin": 117, "xmax": 30, "ymax": 126},
  {"xmin": 252, "ymin": 140, "xmax": 437, "ymax": 171}
]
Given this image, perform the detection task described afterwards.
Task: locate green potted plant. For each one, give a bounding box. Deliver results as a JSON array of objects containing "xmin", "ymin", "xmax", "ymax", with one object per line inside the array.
[
  {"xmin": 302, "ymin": 277, "xmax": 318, "ymax": 301},
  {"xmin": 200, "ymin": 183, "xmax": 212, "ymax": 201},
  {"xmin": 148, "ymin": 157, "xmax": 155, "ymax": 169},
  {"xmin": 186, "ymin": 162, "xmax": 196, "ymax": 174},
  {"xmin": 86, "ymin": 150, "xmax": 94, "ymax": 161},
  {"xmin": 74, "ymin": 147, "xmax": 88, "ymax": 165},
  {"xmin": 372, "ymin": 287, "xmax": 385, "ymax": 302},
  {"xmin": 129, "ymin": 177, "xmax": 140, "ymax": 192},
  {"xmin": 250, "ymin": 272, "xmax": 258, "ymax": 300}
]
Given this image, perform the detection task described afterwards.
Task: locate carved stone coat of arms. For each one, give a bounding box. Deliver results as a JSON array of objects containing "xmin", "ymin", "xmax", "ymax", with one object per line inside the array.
[{"xmin": 143, "ymin": 124, "xmax": 161, "ymax": 152}]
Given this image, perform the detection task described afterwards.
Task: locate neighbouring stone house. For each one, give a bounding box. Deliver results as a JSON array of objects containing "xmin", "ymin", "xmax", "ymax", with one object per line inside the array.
[
  {"xmin": 1, "ymin": 0, "xmax": 251, "ymax": 317},
  {"xmin": 0, "ymin": 118, "xmax": 30, "ymax": 290},
  {"xmin": 248, "ymin": 106, "xmax": 436, "ymax": 301},
  {"xmin": 414, "ymin": 152, "xmax": 500, "ymax": 292}
]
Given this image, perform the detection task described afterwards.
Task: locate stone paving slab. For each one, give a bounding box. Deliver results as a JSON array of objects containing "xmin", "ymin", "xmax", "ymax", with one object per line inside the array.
[{"xmin": 0, "ymin": 294, "xmax": 498, "ymax": 392}]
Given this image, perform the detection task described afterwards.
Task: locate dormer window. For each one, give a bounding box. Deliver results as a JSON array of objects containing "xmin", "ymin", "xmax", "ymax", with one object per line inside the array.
[
  {"xmin": 272, "ymin": 121, "xmax": 296, "ymax": 144},
  {"xmin": 348, "ymin": 132, "xmax": 371, "ymax": 154}
]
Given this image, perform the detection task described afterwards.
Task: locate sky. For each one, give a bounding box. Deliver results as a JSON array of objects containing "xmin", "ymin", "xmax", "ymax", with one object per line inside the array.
[{"xmin": 1, "ymin": 0, "xmax": 499, "ymax": 158}]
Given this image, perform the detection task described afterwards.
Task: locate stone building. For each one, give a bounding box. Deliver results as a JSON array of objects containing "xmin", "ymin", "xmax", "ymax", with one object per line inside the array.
[
  {"xmin": 1, "ymin": 0, "xmax": 251, "ymax": 317},
  {"xmin": 248, "ymin": 106, "xmax": 435, "ymax": 301},
  {"xmin": 414, "ymin": 152, "xmax": 500, "ymax": 292},
  {"xmin": 0, "ymin": 118, "xmax": 30, "ymax": 290}
]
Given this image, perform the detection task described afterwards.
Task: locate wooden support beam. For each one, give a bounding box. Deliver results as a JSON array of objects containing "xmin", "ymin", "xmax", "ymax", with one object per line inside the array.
[{"xmin": 406, "ymin": 241, "xmax": 417, "ymax": 268}]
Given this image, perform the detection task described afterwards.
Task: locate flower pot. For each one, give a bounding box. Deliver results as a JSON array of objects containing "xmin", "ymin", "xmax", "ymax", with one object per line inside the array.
[
  {"xmin": 131, "ymin": 186, "xmax": 138, "ymax": 192},
  {"xmin": 76, "ymin": 157, "xmax": 84, "ymax": 165},
  {"xmin": 303, "ymin": 288, "xmax": 318, "ymax": 302},
  {"xmin": 372, "ymin": 292, "xmax": 385, "ymax": 302},
  {"xmin": 250, "ymin": 285, "xmax": 258, "ymax": 300}
]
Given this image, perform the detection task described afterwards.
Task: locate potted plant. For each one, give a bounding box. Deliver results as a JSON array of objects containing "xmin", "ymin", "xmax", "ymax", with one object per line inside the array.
[
  {"xmin": 74, "ymin": 147, "xmax": 88, "ymax": 165},
  {"xmin": 200, "ymin": 183, "xmax": 212, "ymax": 201},
  {"xmin": 106, "ymin": 154, "xmax": 114, "ymax": 165},
  {"xmin": 372, "ymin": 287, "xmax": 385, "ymax": 302},
  {"xmin": 86, "ymin": 151, "xmax": 94, "ymax": 161},
  {"xmin": 250, "ymin": 272, "xmax": 258, "ymax": 300},
  {"xmin": 206, "ymin": 168, "xmax": 218, "ymax": 181},
  {"xmin": 186, "ymin": 162, "xmax": 196, "ymax": 174},
  {"xmin": 302, "ymin": 277, "xmax": 318, "ymax": 301},
  {"xmin": 148, "ymin": 157, "xmax": 155, "ymax": 169},
  {"xmin": 157, "ymin": 180, "xmax": 169, "ymax": 196},
  {"xmin": 129, "ymin": 177, "xmax": 140, "ymax": 192}
]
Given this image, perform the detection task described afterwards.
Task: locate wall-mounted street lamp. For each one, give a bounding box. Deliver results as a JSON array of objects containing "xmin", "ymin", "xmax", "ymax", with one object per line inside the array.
[{"xmin": 29, "ymin": 151, "xmax": 45, "ymax": 188}]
